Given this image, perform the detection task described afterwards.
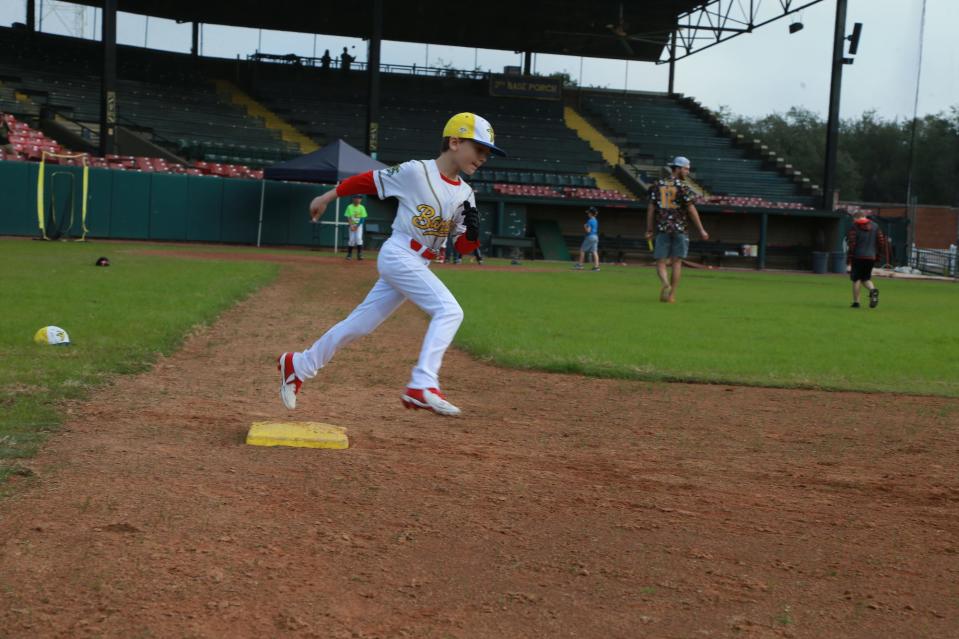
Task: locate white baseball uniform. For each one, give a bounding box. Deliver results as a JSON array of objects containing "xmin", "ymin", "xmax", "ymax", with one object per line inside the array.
[
  {"xmin": 345, "ymin": 202, "xmax": 366, "ymax": 247},
  {"xmin": 292, "ymin": 159, "xmax": 477, "ymax": 390}
]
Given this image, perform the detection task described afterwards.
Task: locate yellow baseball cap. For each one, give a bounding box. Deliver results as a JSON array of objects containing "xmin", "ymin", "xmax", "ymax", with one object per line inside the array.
[{"xmin": 442, "ymin": 112, "xmax": 506, "ymax": 156}]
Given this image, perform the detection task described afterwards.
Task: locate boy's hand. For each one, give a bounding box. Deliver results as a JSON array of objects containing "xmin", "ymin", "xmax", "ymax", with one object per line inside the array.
[
  {"xmin": 645, "ymin": 230, "xmax": 654, "ymax": 239},
  {"xmin": 700, "ymin": 229, "xmax": 710, "ymax": 240},
  {"xmin": 309, "ymin": 193, "xmax": 332, "ymax": 222}
]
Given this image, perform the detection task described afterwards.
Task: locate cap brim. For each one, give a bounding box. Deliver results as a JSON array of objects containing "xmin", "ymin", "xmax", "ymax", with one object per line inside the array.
[{"xmin": 472, "ymin": 139, "xmax": 507, "ymax": 157}]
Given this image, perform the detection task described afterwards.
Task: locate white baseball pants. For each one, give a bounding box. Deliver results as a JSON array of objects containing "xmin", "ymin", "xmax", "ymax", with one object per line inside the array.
[
  {"xmin": 292, "ymin": 234, "xmax": 463, "ymax": 390},
  {"xmin": 348, "ymin": 225, "xmax": 363, "ymax": 246}
]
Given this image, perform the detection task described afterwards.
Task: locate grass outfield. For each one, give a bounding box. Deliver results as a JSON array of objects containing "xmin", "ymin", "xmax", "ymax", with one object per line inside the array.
[
  {"xmin": 0, "ymin": 240, "xmax": 277, "ymax": 483},
  {"xmin": 437, "ymin": 265, "xmax": 959, "ymax": 397}
]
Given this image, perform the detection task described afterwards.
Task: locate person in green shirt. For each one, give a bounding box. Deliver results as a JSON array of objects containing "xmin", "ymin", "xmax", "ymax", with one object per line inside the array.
[{"xmin": 344, "ymin": 194, "xmax": 368, "ymax": 260}]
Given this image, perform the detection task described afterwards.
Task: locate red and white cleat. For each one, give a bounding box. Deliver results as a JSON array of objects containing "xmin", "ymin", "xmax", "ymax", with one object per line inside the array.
[
  {"xmin": 277, "ymin": 352, "xmax": 302, "ymax": 410},
  {"xmin": 401, "ymin": 387, "xmax": 461, "ymax": 416}
]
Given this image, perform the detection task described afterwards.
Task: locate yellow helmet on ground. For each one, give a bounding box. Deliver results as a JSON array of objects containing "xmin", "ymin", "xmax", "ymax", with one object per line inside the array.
[{"xmin": 34, "ymin": 326, "xmax": 71, "ymax": 346}]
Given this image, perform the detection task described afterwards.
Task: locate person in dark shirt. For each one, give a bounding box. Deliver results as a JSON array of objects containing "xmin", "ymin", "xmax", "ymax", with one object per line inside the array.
[
  {"xmin": 846, "ymin": 210, "xmax": 890, "ymax": 308},
  {"xmin": 340, "ymin": 47, "xmax": 355, "ymax": 72}
]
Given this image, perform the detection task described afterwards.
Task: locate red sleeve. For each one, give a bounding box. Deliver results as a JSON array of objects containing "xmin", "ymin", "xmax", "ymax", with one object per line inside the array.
[
  {"xmin": 454, "ymin": 234, "xmax": 480, "ymax": 255},
  {"xmin": 878, "ymin": 229, "xmax": 890, "ymax": 263},
  {"xmin": 335, "ymin": 171, "xmax": 377, "ymax": 197}
]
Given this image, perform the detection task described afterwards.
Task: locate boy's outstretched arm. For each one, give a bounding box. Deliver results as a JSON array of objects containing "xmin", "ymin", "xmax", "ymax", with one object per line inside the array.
[
  {"xmin": 645, "ymin": 202, "xmax": 655, "ymax": 239},
  {"xmin": 309, "ymin": 171, "xmax": 377, "ymax": 221}
]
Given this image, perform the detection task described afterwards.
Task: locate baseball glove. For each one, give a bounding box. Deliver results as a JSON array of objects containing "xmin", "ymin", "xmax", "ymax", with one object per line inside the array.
[{"xmin": 462, "ymin": 202, "xmax": 480, "ymax": 242}]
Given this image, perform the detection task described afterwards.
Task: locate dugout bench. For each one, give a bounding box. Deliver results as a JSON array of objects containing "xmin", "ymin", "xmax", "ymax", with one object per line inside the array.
[{"xmin": 490, "ymin": 235, "xmax": 535, "ymax": 259}]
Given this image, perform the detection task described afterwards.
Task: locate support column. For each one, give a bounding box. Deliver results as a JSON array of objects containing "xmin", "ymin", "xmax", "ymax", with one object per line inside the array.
[
  {"xmin": 26, "ymin": 0, "xmax": 36, "ymax": 31},
  {"xmin": 758, "ymin": 212, "xmax": 768, "ymax": 270},
  {"xmin": 822, "ymin": 0, "xmax": 848, "ymax": 211},
  {"xmin": 191, "ymin": 21, "xmax": 199, "ymax": 57},
  {"xmin": 523, "ymin": 51, "xmax": 532, "ymax": 75},
  {"xmin": 667, "ymin": 30, "xmax": 676, "ymax": 95},
  {"xmin": 365, "ymin": 0, "xmax": 382, "ymax": 159},
  {"xmin": 99, "ymin": 0, "xmax": 117, "ymax": 157}
]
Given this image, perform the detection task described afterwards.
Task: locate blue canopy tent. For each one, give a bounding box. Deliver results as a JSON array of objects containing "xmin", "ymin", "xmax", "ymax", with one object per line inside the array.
[{"xmin": 257, "ymin": 140, "xmax": 386, "ymax": 249}]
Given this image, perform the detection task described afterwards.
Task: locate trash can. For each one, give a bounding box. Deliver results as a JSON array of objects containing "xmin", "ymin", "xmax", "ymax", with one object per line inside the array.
[
  {"xmin": 828, "ymin": 252, "xmax": 846, "ymax": 273},
  {"xmin": 811, "ymin": 251, "xmax": 828, "ymax": 274}
]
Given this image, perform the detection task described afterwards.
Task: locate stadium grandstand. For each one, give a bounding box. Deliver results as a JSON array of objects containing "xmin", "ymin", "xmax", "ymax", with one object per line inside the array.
[{"xmin": 1, "ymin": 0, "xmax": 857, "ymax": 269}]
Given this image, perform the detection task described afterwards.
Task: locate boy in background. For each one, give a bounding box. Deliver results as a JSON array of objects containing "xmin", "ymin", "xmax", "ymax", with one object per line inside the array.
[
  {"xmin": 573, "ymin": 207, "xmax": 600, "ymax": 271},
  {"xmin": 345, "ymin": 194, "xmax": 367, "ymax": 260}
]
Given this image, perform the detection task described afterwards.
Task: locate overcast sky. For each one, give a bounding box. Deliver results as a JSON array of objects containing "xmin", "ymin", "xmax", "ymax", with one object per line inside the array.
[{"xmin": 2, "ymin": 0, "xmax": 954, "ymax": 120}]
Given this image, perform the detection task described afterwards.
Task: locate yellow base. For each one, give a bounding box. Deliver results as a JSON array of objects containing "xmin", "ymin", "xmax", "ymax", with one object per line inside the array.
[{"xmin": 246, "ymin": 422, "xmax": 349, "ymax": 449}]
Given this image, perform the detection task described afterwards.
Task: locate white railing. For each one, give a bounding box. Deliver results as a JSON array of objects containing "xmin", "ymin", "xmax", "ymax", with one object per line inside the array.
[{"xmin": 910, "ymin": 245, "xmax": 958, "ymax": 277}]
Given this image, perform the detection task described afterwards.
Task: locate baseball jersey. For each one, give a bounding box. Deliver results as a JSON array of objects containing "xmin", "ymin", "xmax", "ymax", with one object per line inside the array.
[
  {"xmin": 373, "ymin": 159, "xmax": 476, "ymax": 252},
  {"xmin": 585, "ymin": 217, "xmax": 598, "ymax": 237},
  {"xmin": 344, "ymin": 203, "xmax": 367, "ymax": 225},
  {"xmin": 649, "ymin": 177, "xmax": 695, "ymax": 234}
]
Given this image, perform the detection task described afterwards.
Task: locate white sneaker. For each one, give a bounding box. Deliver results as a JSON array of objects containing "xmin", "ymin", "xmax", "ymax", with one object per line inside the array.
[
  {"xmin": 277, "ymin": 352, "xmax": 302, "ymax": 410},
  {"xmin": 401, "ymin": 387, "xmax": 461, "ymax": 416}
]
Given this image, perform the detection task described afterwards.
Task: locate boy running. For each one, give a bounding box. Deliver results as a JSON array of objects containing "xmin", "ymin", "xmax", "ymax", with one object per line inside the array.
[
  {"xmin": 344, "ymin": 194, "xmax": 367, "ymax": 260},
  {"xmin": 846, "ymin": 210, "xmax": 889, "ymax": 308},
  {"xmin": 278, "ymin": 113, "xmax": 504, "ymax": 416},
  {"xmin": 645, "ymin": 156, "xmax": 709, "ymax": 303}
]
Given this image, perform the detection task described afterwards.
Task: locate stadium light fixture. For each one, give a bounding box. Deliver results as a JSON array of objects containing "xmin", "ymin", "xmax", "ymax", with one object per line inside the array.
[
  {"xmin": 842, "ymin": 22, "xmax": 863, "ymax": 65},
  {"xmin": 847, "ymin": 22, "xmax": 863, "ymax": 55},
  {"xmin": 789, "ymin": 21, "xmax": 804, "ymax": 34}
]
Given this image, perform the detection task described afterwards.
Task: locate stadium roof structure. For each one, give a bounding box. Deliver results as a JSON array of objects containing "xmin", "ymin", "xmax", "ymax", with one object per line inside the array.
[
  {"xmin": 55, "ymin": 0, "xmax": 843, "ymax": 211},
  {"xmin": 68, "ymin": 0, "xmax": 705, "ymax": 62}
]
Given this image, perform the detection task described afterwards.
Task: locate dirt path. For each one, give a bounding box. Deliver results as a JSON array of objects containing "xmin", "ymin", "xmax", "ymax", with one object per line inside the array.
[{"xmin": 1, "ymin": 260, "xmax": 957, "ymax": 638}]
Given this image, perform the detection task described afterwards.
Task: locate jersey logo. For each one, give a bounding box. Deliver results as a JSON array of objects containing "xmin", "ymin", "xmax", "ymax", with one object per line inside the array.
[
  {"xmin": 385, "ymin": 164, "xmax": 401, "ymax": 176},
  {"xmin": 659, "ymin": 184, "xmax": 679, "ymax": 210},
  {"xmin": 412, "ymin": 204, "xmax": 452, "ymax": 237}
]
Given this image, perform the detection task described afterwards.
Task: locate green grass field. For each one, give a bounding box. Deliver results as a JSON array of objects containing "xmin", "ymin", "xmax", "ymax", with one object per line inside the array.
[
  {"xmin": 437, "ymin": 265, "xmax": 959, "ymax": 397},
  {"xmin": 0, "ymin": 240, "xmax": 277, "ymax": 483}
]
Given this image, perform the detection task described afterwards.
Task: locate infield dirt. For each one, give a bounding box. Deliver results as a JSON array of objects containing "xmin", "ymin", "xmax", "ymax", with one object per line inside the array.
[{"xmin": 1, "ymin": 255, "xmax": 957, "ymax": 638}]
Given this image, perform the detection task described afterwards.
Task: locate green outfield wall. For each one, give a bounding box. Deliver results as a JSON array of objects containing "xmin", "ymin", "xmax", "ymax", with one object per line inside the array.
[{"xmin": 0, "ymin": 160, "xmax": 397, "ymax": 246}]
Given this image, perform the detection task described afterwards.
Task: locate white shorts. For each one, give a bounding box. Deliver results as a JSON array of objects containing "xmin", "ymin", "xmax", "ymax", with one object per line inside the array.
[{"xmin": 348, "ymin": 224, "xmax": 364, "ymax": 246}]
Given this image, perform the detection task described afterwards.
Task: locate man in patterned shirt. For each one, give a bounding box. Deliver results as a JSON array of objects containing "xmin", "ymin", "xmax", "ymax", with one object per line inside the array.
[{"xmin": 645, "ymin": 156, "xmax": 710, "ymax": 303}]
